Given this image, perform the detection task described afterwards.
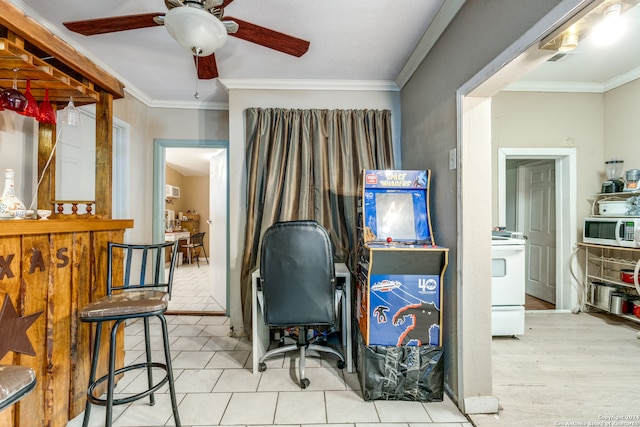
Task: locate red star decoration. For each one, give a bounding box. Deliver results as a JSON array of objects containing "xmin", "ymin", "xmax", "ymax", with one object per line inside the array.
[{"xmin": 0, "ymin": 294, "xmax": 43, "ymax": 359}]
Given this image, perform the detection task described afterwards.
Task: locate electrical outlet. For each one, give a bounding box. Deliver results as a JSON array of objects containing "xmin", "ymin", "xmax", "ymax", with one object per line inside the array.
[{"xmin": 449, "ymin": 148, "xmax": 457, "ymax": 170}]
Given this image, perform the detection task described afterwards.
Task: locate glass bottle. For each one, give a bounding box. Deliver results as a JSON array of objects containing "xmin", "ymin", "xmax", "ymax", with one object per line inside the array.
[{"xmin": 0, "ymin": 169, "xmax": 26, "ymax": 218}]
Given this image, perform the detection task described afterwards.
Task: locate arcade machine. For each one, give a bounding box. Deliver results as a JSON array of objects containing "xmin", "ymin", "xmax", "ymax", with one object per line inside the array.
[{"xmin": 355, "ymin": 169, "xmax": 448, "ymax": 401}]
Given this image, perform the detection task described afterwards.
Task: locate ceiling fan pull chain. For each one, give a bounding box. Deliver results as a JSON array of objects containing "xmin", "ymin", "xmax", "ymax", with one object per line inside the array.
[{"xmin": 194, "ymin": 49, "xmax": 201, "ymax": 99}]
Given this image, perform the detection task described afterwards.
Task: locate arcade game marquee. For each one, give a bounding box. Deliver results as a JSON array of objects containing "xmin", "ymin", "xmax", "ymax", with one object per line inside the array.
[{"xmin": 356, "ymin": 169, "xmax": 449, "ymax": 347}]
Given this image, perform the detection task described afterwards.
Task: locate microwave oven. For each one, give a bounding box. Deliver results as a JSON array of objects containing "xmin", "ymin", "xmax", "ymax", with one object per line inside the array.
[{"xmin": 583, "ymin": 217, "xmax": 640, "ymax": 248}]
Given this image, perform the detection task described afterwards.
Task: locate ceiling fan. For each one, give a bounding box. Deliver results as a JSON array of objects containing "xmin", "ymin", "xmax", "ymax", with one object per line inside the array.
[{"xmin": 62, "ymin": 0, "xmax": 310, "ymax": 80}]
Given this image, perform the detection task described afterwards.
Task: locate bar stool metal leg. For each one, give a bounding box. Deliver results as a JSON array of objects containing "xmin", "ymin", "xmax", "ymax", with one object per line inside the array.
[
  {"xmin": 159, "ymin": 314, "xmax": 181, "ymax": 425},
  {"xmin": 143, "ymin": 317, "xmax": 156, "ymax": 406},
  {"xmin": 82, "ymin": 322, "xmax": 102, "ymax": 427}
]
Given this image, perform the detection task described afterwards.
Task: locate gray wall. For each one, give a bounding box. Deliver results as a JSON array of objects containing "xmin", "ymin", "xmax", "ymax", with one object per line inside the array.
[{"xmin": 400, "ymin": 0, "xmax": 575, "ymax": 410}]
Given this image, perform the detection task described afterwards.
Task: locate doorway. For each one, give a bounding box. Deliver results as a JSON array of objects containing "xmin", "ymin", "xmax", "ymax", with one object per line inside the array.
[
  {"xmin": 153, "ymin": 139, "xmax": 230, "ymax": 315},
  {"xmin": 497, "ymin": 148, "xmax": 576, "ymax": 311}
]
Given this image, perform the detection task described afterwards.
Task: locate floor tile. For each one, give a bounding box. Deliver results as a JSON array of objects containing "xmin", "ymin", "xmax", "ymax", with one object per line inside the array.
[
  {"xmin": 374, "ymin": 400, "xmax": 430, "ymax": 422},
  {"xmin": 205, "ymin": 350, "xmax": 251, "ymax": 369},
  {"xmin": 422, "ymin": 395, "xmax": 468, "ymax": 423},
  {"xmin": 202, "ymin": 335, "xmax": 243, "ymax": 351},
  {"xmin": 178, "ymin": 392, "xmax": 232, "ymax": 426},
  {"xmin": 174, "ymin": 368, "xmax": 222, "ymax": 393},
  {"xmin": 171, "ymin": 350, "xmax": 215, "ymax": 369},
  {"xmin": 274, "ymin": 391, "xmax": 327, "ymax": 424},
  {"xmin": 220, "ymin": 392, "xmax": 278, "ymax": 425},
  {"xmin": 257, "ymin": 368, "xmax": 305, "ymax": 392},
  {"xmin": 325, "ymin": 390, "xmax": 380, "ymax": 423},
  {"xmin": 113, "ymin": 392, "xmax": 182, "ymax": 426},
  {"xmin": 171, "ymin": 335, "xmax": 211, "ymax": 351},
  {"xmin": 303, "ymin": 367, "xmax": 347, "ymax": 391},
  {"xmin": 213, "ymin": 368, "xmax": 262, "ymax": 392}
]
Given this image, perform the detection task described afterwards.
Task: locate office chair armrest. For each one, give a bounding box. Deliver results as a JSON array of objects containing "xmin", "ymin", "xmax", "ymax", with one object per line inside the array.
[{"xmin": 256, "ymin": 278, "xmax": 266, "ymax": 316}]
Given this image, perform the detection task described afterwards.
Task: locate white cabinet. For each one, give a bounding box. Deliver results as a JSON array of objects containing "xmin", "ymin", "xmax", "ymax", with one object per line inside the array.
[{"xmin": 579, "ymin": 242, "xmax": 640, "ymax": 323}]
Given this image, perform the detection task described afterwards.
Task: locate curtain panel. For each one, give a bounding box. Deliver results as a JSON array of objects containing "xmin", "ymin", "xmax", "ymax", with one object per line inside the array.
[{"xmin": 241, "ymin": 108, "xmax": 395, "ymax": 334}]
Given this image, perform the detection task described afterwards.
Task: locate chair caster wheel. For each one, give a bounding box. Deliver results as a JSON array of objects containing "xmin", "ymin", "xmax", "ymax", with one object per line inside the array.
[
  {"xmin": 258, "ymin": 362, "xmax": 267, "ymax": 372},
  {"xmin": 337, "ymin": 360, "xmax": 345, "ymax": 370},
  {"xmin": 300, "ymin": 378, "xmax": 310, "ymax": 389}
]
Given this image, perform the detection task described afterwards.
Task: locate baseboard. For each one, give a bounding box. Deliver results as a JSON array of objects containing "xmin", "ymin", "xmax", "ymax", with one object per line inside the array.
[{"xmin": 463, "ymin": 396, "xmax": 499, "ymax": 414}]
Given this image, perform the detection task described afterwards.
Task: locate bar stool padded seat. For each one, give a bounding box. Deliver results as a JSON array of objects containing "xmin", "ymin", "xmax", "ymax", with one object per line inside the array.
[
  {"xmin": 0, "ymin": 365, "xmax": 36, "ymax": 412},
  {"xmin": 79, "ymin": 290, "xmax": 169, "ymax": 320}
]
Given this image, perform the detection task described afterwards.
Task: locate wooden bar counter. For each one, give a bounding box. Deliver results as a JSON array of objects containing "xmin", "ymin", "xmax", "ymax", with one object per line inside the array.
[{"xmin": 0, "ymin": 218, "xmax": 133, "ymax": 427}]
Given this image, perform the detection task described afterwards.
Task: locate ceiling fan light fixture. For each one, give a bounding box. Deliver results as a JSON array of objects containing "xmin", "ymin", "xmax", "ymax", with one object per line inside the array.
[{"xmin": 164, "ymin": 6, "xmax": 228, "ymax": 56}]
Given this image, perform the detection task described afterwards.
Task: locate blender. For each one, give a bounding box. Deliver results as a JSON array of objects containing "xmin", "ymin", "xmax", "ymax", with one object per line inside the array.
[
  {"xmin": 602, "ymin": 159, "xmax": 625, "ymax": 193},
  {"xmin": 625, "ymin": 169, "xmax": 640, "ymax": 191}
]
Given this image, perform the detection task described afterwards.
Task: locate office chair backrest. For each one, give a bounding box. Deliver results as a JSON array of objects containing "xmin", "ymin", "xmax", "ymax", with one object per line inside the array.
[
  {"xmin": 107, "ymin": 241, "xmax": 179, "ymax": 295},
  {"xmin": 260, "ymin": 220, "xmax": 336, "ymax": 326}
]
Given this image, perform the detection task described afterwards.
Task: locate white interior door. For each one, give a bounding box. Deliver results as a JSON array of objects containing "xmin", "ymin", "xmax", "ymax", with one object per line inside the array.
[{"xmin": 518, "ymin": 160, "xmax": 556, "ymax": 303}]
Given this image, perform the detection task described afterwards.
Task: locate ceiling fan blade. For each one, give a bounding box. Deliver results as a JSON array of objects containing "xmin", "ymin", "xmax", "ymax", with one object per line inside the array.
[
  {"xmin": 63, "ymin": 13, "xmax": 165, "ymax": 36},
  {"xmin": 221, "ymin": 0, "xmax": 236, "ymax": 8},
  {"xmin": 196, "ymin": 54, "xmax": 219, "ymax": 79},
  {"xmin": 225, "ymin": 17, "xmax": 309, "ymax": 57}
]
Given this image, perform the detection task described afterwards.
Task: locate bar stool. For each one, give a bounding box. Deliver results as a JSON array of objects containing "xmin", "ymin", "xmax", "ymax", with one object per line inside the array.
[
  {"xmin": 0, "ymin": 365, "xmax": 36, "ymax": 412},
  {"xmin": 79, "ymin": 241, "xmax": 181, "ymax": 427}
]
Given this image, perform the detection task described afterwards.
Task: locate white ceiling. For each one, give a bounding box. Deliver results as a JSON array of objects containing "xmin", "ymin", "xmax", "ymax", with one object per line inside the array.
[
  {"xmin": 166, "ymin": 147, "xmax": 223, "ymax": 176},
  {"xmin": 506, "ymin": 2, "xmax": 640, "ymax": 92},
  {"xmin": 9, "ymin": 1, "xmax": 640, "ymax": 175},
  {"xmin": 11, "ymin": 0, "xmax": 449, "ymax": 107}
]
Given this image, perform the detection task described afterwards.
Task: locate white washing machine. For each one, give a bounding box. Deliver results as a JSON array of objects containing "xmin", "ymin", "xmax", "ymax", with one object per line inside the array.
[{"xmin": 491, "ymin": 234, "xmax": 526, "ymax": 336}]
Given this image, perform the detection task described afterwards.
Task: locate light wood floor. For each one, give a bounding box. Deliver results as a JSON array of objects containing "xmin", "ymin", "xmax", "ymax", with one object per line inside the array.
[
  {"xmin": 469, "ymin": 311, "xmax": 640, "ymax": 426},
  {"xmin": 525, "ymin": 294, "xmax": 555, "ymax": 310}
]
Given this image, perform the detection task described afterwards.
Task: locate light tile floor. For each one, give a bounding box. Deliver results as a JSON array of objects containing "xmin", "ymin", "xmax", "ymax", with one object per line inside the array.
[
  {"xmin": 66, "ymin": 315, "xmax": 472, "ymax": 427},
  {"xmin": 168, "ymin": 262, "xmax": 224, "ymax": 313}
]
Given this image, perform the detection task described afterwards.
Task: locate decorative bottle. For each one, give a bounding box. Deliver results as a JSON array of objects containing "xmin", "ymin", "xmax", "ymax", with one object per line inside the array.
[{"xmin": 0, "ymin": 169, "xmax": 26, "ymax": 218}]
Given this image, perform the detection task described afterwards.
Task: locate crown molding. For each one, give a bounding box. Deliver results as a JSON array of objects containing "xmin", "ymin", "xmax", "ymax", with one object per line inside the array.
[
  {"xmin": 603, "ymin": 65, "xmax": 640, "ymax": 92},
  {"xmin": 218, "ymin": 78, "xmax": 399, "ymax": 92},
  {"xmin": 502, "ymin": 80, "xmax": 606, "ymax": 93},
  {"xmin": 503, "ymin": 64, "xmax": 640, "ymax": 93},
  {"xmin": 148, "ymin": 98, "xmax": 229, "ymax": 110},
  {"xmin": 396, "ymin": 0, "xmax": 466, "ymax": 89}
]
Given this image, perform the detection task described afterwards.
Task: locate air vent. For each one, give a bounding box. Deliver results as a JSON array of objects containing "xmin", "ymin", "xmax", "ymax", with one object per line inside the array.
[{"xmin": 548, "ymin": 53, "xmax": 568, "ymax": 62}]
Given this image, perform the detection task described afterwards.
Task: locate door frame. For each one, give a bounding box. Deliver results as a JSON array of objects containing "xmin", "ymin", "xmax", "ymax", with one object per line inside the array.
[
  {"xmin": 153, "ymin": 138, "xmax": 230, "ymax": 315},
  {"xmin": 498, "ymin": 147, "xmax": 577, "ymax": 310}
]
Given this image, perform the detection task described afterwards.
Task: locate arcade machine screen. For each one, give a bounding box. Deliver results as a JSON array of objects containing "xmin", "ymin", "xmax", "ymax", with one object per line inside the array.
[
  {"xmin": 375, "ymin": 192, "xmax": 416, "ymax": 240},
  {"xmin": 365, "ymin": 189, "xmax": 430, "ymax": 243}
]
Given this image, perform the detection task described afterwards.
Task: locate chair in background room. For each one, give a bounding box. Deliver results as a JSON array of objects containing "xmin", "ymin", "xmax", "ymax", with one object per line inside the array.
[
  {"xmin": 257, "ymin": 220, "xmax": 345, "ymax": 388},
  {"xmin": 181, "ymin": 231, "xmax": 208, "ymax": 267},
  {"xmin": 79, "ymin": 241, "xmax": 181, "ymax": 427}
]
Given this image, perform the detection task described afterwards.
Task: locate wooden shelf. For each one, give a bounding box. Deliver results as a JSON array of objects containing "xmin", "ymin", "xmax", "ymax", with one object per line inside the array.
[
  {"xmin": 0, "ymin": 38, "xmax": 100, "ymax": 105},
  {"xmin": 0, "ymin": 0, "xmax": 125, "ymax": 103}
]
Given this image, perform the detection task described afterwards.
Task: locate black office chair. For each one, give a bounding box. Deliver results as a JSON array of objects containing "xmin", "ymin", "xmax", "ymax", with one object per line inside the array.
[
  {"xmin": 79, "ymin": 241, "xmax": 181, "ymax": 427},
  {"xmin": 257, "ymin": 220, "xmax": 345, "ymax": 388},
  {"xmin": 181, "ymin": 232, "xmax": 208, "ymax": 267}
]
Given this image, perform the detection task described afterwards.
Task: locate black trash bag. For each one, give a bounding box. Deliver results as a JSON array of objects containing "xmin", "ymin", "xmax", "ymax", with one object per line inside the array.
[{"xmin": 357, "ymin": 333, "xmax": 444, "ymax": 401}]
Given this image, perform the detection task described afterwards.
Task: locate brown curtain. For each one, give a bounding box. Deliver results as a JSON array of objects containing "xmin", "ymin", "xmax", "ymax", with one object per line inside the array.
[{"xmin": 240, "ymin": 108, "xmax": 395, "ymax": 334}]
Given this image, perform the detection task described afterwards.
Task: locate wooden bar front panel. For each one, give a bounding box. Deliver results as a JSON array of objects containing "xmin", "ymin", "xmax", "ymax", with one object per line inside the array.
[{"xmin": 0, "ymin": 221, "xmax": 132, "ymax": 427}]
